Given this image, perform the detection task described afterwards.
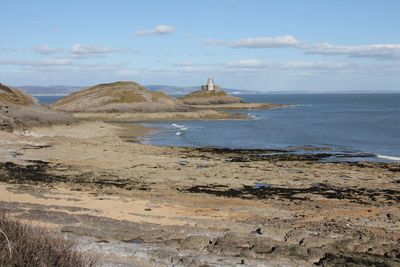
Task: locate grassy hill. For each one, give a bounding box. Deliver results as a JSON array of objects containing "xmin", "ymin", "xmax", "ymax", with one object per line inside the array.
[
  {"xmin": 0, "ymin": 83, "xmax": 36, "ymax": 106},
  {"xmin": 180, "ymin": 89, "xmax": 243, "ymax": 105},
  {"xmin": 52, "ymin": 81, "xmax": 184, "ymax": 113},
  {"xmin": 0, "ymin": 83, "xmax": 76, "ymax": 131}
]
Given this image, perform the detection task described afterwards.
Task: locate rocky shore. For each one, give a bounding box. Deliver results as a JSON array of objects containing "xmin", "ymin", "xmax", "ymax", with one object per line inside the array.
[{"xmin": 0, "ymin": 121, "xmax": 399, "ymax": 266}]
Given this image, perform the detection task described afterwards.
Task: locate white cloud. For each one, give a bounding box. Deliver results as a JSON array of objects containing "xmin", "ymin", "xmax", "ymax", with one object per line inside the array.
[
  {"xmin": 136, "ymin": 25, "xmax": 176, "ymax": 36},
  {"xmin": 283, "ymin": 61, "xmax": 354, "ymax": 71},
  {"xmin": 172, "ymin": 61, "xmax": 194, "ymax": 67},
  {"xmin": 0, "ymin": 58, "xmax": 129, "ymax": 70},
  {"xmin": 69, "ymin": 44, "xmax": 129, "ymax": 55},
  {"xmin": 205, "ymin": 34, "xmax": 400, "ymax": 61},
  {"xmin": 304, "ymin": 43, "xmax": 400, "ymax": 60},
  {"xmin": 226, "ymin": 59, "xmax": 272, "ymax": 68},
  {"xmin": 226, "ymin": 59, "xmax": 355, "ymax": 72},
  {"xmin": 33, "ymin": 45, "xmax": 63, "ymax": 55},
  {"xmin": 205, "ymin": 35, "xmax": 301, "ymax": 48},
  {"xmin": 0, "ymin": 58, "xmax": 71, "ymax": 67}
]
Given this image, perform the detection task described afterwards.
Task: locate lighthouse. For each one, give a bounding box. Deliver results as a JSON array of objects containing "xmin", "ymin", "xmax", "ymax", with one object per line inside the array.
[{"xmin": 206, "ymin": 77, "xmax": 214, "ymax": 91}]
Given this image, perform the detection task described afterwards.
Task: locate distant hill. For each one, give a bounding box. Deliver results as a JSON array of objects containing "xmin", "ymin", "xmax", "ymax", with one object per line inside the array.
[
  {"xmin": 52, "ymin": 81, "xmax": 185, "ymax": 113},
  {"xmin": 17, "ymin": 85, "xmax": 81, "ymax": 96},
  {"xmin": 16, "ymin": 84, "xmax": 260, "ymax": 96}
]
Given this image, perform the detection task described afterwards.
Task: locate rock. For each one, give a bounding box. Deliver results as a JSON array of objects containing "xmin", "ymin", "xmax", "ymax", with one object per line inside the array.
[
  {"xmin": 386, "ymin": 212, "xmax": 400, "ymax": 221},
  {"xmin": 385, "ymin": 248, "xmax": 400, "ymax": 259},
  {"xmin": 259, "ymin": 226, "xmax": 290, "ymax": 242},
  {"xmin": 255, "ymin": 227, "xmax": 262, "ymax": 235},
  {"xmin": 301, "ymin": 236, "xmax": 335, "ymax": 247},
  {"xmin": 208, "ymin": 232, "xmax": 254, "ymax": 256},
  {"xmin": 180, "ymin": 235, "xmax": 211, "ymax": 250},
  {"xmin": 251, "ymin": 240, "xmax": 276, "ymax": 254},
  {"xmin": 307, "ymin": 247, "xmax": 326, "ymax": 263}
]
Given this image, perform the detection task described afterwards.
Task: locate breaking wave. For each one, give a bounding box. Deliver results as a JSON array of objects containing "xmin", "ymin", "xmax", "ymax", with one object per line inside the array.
[
  {"xmin": 172, "ymin": 123, "xmax": 189, "ymax": 131},
  {"xmin": 376, "ymin": 154, "xmax": 400, "ymax": 162}
]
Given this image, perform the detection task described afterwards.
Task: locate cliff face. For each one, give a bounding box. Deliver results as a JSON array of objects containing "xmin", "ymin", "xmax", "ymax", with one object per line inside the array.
[
  {"xmin": 53, "ymin": 81, "xmax": 186, "ymax": 113},
  {"xmin": 180, "ymin": 89, "xmax": 243, "ymax": 105},
  {"xmin": 0, "ymin": 83, "xmax": 76, "ymax": 131}
]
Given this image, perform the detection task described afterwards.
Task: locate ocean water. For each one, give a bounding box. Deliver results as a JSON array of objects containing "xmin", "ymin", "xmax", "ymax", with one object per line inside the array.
[
  {"xmin": 35, "ymin": 95, "xmax": 64, "ymax": 104},
  {"xmin": 141, "ymin": 93, "xmax": 400, "ymax": 162},
  {"xmin": 36, "ymin": 93, "xmax": 400, "ymax": 162}
]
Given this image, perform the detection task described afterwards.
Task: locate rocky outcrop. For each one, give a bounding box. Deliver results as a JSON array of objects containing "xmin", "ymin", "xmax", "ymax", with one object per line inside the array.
[
  {"xmin": 180, "ymin": 89, "xmax": 243, "ymax": 105},
  {"xmin": 0, "ymin": 83, "xmax": 76, "ymax": 131},
  {"xmin": 53, "ymin": 81, "xmax": 188, "ymax": 113}
]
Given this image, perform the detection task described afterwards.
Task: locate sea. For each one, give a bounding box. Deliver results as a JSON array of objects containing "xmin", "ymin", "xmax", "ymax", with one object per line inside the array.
[{"xmin": 36, "ymin": 93, "xmax": 400, "ymax": 162}]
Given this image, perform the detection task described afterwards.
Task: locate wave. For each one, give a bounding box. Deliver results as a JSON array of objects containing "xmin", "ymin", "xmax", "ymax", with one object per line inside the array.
[
  {"xmin": 172, "ymin": 123, "xmax": 184, "ymax": 128},
  {"xmin": 172, "ymin": 123, "xmax": 189, "ymax": 131},
  {"xmin": 247, "ymin": 114, "xmax": 257, "ymax": 120},
  {"xmin": 377, "ymin": 154, "xmax": 400, "ymax": 161}
]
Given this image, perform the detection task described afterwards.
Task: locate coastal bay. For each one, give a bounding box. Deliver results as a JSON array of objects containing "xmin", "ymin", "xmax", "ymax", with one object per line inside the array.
[{"xmin": 2, "ymin": 1, "xmax": 400, "ymax": 266}]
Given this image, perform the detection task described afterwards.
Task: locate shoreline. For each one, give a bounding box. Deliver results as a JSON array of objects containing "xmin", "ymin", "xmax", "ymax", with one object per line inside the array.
[
  {"xmin": 114, "ymin": 120, "xmax": 400, "ymax": 164},
  {"xmin": 0, "ymin": 121, "xmax": 399, "ymax": 266},
  {"xmin": 71, "ymin": 110, "xmax": 247, "ymax": 121}
]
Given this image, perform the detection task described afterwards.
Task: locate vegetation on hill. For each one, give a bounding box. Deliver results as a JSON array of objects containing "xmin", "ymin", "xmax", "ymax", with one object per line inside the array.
[
  {"xmin": 180, "ymin": 89, "xmax": 243, "ymax": 105},
  {"xmin": 53, "ymin": 81, "xmax": 186, "ymax": 112},
  {"xmin": 0, "ymin": 83, "xmax": 76, "ymax": 131},
  {"xmin": 0, "ymin": 83, "xmax": 35, "ymax": 106}
]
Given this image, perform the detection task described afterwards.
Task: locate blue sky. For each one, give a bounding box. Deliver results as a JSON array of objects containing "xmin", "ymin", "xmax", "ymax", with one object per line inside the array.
[{"xmin": 1, "ymin": 0, "xmax": 400, "ymax": 91}]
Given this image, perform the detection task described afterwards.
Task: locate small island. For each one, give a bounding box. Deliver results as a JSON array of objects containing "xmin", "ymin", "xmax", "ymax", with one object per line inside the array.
[
  {"xmin": 180, "ymin": 78, "xmax": 284, "ymax": 110},
  {"xmin": 180, "ymin": 77, "xmax": 243, "ymax": 105}
]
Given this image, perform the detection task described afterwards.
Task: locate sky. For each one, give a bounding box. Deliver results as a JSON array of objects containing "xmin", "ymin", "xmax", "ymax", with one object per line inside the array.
[{"xmin": 0, "ymin": 0, "xmax": 400, "ymax": 92}]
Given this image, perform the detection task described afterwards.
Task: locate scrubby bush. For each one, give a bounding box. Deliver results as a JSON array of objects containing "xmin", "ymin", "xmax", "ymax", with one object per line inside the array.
[{"xmin": 0, "ymin": 213, "xmax": 95, "ymax": 267}]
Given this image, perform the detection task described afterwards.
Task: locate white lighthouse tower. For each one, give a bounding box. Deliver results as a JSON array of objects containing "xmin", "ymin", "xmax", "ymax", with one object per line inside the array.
[{"xmin": 207, "ymin": 77, "xmax": 214, "ymax": 91}]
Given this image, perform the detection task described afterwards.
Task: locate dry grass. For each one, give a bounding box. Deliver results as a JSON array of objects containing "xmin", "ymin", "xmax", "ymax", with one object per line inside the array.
[
  {"xmin": 0, "ymin": 213, "xmax": 95, "ymax": 267},
  {"xmin": 52, "ymin": 81, "xmax": 177, "ymax": 112},
  {"xmin": 180, "ymin": 89, "xmax": 243, "ymax": 105},
  {"xmin": 0, "ymin": 83, "xmax": 34, "ymax": 106},
  {"xmin": 182, "ymin": 90, "xmax": 229, "ymax": 98}
]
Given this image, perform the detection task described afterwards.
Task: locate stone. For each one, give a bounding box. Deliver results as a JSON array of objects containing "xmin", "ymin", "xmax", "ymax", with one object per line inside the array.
[{"xmin": 180, "ymin": 235, "xmax": 211, "ymax": 250}]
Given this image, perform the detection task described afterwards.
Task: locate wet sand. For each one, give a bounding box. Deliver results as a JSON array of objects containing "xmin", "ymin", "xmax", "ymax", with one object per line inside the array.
[{"xmin": 0, "ymin": 121, "xmax": 399, "ymax": 266}]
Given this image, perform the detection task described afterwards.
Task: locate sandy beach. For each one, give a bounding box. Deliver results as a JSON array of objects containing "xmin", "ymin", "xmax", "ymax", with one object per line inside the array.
[{"xmin": 0, "ymin": 121, "xmax": 399, "ymax": 266}]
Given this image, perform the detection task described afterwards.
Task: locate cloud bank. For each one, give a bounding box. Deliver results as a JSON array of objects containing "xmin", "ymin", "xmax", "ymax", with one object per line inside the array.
[
  {"xmin": 0, "ymin": 58, "xmax": 71, "ymax": 67},
  {"xmin": 69, "ymin": 44, "xmax": 129, "ymax": 55},
  {"xmin": 206, "ymin": 35, "xmax": 400, "ymax": 60},
  {"xmin": 304, "ymin": 43, "xmax": 400, "ymax": 60},
  {"xmin": 33, "ymin": 45, "xmax": 63, "ymax": 55},
  {"xmin": 205, "ymin": 35, "xmax": 301, "ymax": 48}
]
